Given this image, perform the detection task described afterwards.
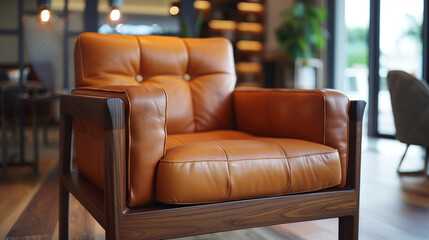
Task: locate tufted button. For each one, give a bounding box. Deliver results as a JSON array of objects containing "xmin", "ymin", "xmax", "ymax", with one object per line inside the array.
[
  {"xmin": 183, "ymin": 73, "xmax": 190, "ymax": 81},
  {"xmin": 136, "ymin": 74, "xmax": 143, "ymax": 83}
]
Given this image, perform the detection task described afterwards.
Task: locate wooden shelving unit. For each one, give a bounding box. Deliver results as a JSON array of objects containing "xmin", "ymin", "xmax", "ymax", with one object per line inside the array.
[{"xmin": 195, "ymin": 0, "xmax": 265, "ymax": 86}]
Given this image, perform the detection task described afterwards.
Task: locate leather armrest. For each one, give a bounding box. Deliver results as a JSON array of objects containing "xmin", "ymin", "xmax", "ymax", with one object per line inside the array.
[
  {"xmin": 233, "ymin": 88, "xmax": 350, "ymax": 188},
  {"xmin": 72, "ymin": 85, "xmax": 167, "ymax": 207}
]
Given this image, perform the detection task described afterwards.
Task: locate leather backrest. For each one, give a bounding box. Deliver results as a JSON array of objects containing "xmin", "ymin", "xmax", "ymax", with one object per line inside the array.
[{"xmin": 74, "ymin": 33, "xmax": 236, "ymax": 134}]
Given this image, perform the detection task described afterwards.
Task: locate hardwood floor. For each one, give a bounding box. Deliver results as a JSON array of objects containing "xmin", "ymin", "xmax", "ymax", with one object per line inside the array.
[{"xmin": 1, "ymin": 127, "xmax": 429, "ymax": 239}]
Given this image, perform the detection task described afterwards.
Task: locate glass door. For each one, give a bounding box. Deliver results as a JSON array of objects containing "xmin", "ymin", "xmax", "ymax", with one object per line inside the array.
[
  {"xmin": 377, "ymin": 0, "xmax": 424, "ymax": 135},
  {"xmin": 343, "ymin": 0, "xmax": 370, "ymax": 102},
  {"xmin": 334, "ymin": 0, "xmax": 426, "ymax": 138}
]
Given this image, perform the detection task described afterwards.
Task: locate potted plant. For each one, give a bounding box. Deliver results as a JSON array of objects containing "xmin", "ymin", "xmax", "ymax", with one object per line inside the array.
[{"xmin": 276, "ymin": 1, "xmax": 328, "ymax": 88}]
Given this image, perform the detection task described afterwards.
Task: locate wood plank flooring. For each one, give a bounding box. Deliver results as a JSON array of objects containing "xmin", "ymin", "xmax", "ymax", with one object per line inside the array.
[
  {"xmin": 1, "ymin": 127, "xmax": 429, "ymax": 239},
  {"xmin": 6, "ymin": 168, "xmax": 59, "ymax": 238}
]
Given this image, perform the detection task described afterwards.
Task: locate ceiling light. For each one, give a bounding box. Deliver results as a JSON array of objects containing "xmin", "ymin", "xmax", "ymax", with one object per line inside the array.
[
  {"xmin": 37, "ymin": 0, "xmax": 52, "ymax": 23},
  {"xmin": 40, "ymin": 9, "xmax": 51, "ymax": 23},
  {"xmin": 170, "ymin": 1, "xmax": 181, "ymax": 16},
  {"xmin": 109, "ymin": 8, "xmax": 121, "ymax": 22}
]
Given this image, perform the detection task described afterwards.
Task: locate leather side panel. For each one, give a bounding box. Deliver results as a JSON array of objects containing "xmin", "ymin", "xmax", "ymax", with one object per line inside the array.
[
  {"xmin": 74, "ymin": 118, "xmax": 105, "ymax": 190},
  {"xmin": 321, "ymin": 89, "xmax": 350, "ymax": 188},
  {"xmin": 234, "ymin": 89, "xmax": 349, "ymax": 188}
]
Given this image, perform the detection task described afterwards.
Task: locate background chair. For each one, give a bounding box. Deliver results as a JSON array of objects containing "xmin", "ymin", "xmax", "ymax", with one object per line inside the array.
[
  {"xmin": 60, "ymin": 33, "xmax": 365, "ymax": 239},
  {"xmin": 387, "ymin": 70, "xmax": 429, "ymax": 175}
]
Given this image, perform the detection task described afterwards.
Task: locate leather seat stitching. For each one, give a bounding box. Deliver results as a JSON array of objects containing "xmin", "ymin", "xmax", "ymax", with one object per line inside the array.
[
  {"xmin": 160, "ymin": 179, "xmax": 341, "ymax": 205},
  {"xmin": 215, "ymin": 144, "xmax": 231, "ymax": 201},
  {"xmin": 182, "ymin": 40, "xmax": 198, "ymax": 132},
  {"xmin": 267, "ymin": 92, "xmax": 274, "ymax": 136},
  {"xmin": 77, "ymin": 36, "xmax": 86, "ymax": 86},
  {"xmin": 261, "ymin": 141, "xmax": 292, "ymax": 193},
  {"xmin": 160, "ymin": 151, "xmax": 338, "ymax": 163},
  {"xmin": 160, "ymin": 157, "xmax": 291, "ymax": 163},
  {"xmin": 161, "ymin": 88, "xmax": 168, "ymax": 157},
  {"xmin": 322, "ymin": 92, "xmax": 327, "ymax": 144},
  {"xmin": 287, "ymin": 150, "xmax": 338, "ymax": 159},
  {"xmin": 122, "ymin": 89, "xmax": 133, "ymax": 199},
  {"xmin": 159, "ymin": 159, "xmax": 288, "ymax": 164},
  {"xmin": 190, "ymin": 72, "xmax": 232, "ymax": 78},
  {"xmin": 135, "ymin": 35, "xmax": 144, "ymax": 82}
]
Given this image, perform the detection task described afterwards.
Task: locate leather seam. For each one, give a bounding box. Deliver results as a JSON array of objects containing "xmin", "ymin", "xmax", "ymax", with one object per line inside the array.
[
  {"xmin": 77, "ymin": 35, "xmax": 86, "ymax": 86},
  {"xmin": 321, "ymin": 91, "xmax": 327, "ymax": 145},
  {"xmin": 162, "ymin": 88, "xmax": 168, "ymax": 157},
  {"xmin": 182, "ymin": 38, "xmax": 190, "ymax": 76},
  {"xmin": 183, "ymin": 40, "xmax": 198, "ymax": 132},
  {"xmin": 267, "ymin": 92, "xmax": 274, "ymax": 136},
  {"xmin": 160, "ymin": 181, "xmax": 340, "ymax": 205},
  {"xmin": 215, "ymin": 144, "xmax": 231, "ymax": 201},
  {"xmin": 135, "ymin": 35, "xmax": 144, "ymax": 81},
  {"xmin": 264, "ymin": 141, "xmax": 292, "ymax": 193},
  {"xmin": 287, "ymin": 150, "xmax": 338, "ymax": 159},
  {"xmin": 159, "ymin": 151, "xmax": 337, "ymax": 164},
  {"xmin": 160, "ymin": 151, "xmax": 338, "ymax": 163},
  {"xmin": 122, "ymin": 89, "xmax": 133, "ymax": 206},
  {"xmin": 159, "ymin": 158, "xmax": 286, "ymax": 163},
  {"xmin": 189, "ymin": 72, "xmax": 232, "ymax": 78},
  {"xmin": 345, "ymin": 98, "xmax": 351, "ymax": 187}
]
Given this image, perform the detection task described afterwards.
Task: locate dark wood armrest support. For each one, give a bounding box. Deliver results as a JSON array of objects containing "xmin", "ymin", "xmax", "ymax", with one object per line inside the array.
[
  {"xmin": 349, "ymin": 100, "xmax": 366, "ymax": 123},
  {"xmin": 59, "ymin": 94, "xmax": 125, "ymax": 239},
  {"xmin": 60, "ymin": 94, "xmax": 124, "ymax": 130},
  {"xmin": 345, "ymin": 100, "xmax": 366, "ymax": 190}
]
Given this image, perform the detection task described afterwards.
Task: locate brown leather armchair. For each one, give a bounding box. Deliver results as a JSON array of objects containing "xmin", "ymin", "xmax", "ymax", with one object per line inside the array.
[{"xmin": 59, "ymin": 33, "xmax": 366, "ymax": 239}]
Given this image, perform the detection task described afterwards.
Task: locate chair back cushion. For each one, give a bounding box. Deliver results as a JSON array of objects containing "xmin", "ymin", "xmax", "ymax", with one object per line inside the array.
[
  {"xmin": 388, "ymin": 70, "xmax": 429, "ymax": 146},
  {"xmin": 74, "ymin": 33, "xmax": 236, "ymax": 134}
]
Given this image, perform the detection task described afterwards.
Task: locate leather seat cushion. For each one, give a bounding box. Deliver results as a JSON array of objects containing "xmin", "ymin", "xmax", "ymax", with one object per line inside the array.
[{"xmin": 156, "ymin": 131, "xmax": 342, "ymax": 204}]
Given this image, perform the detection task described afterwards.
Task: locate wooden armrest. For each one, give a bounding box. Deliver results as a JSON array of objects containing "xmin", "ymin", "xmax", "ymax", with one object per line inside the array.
[
  {"xmin": 349, "ymin": 100, "xmax": 366, "ymax": 123},
  {"xmin": 345, "ymin": 100, "xmax": 366, "ymax": 190},
  {"xmin": 60, "ymin": 93, "xmax": 125, "ymax": 237},
  {"xmin": 60, "ymin": 94, "xmax": 123, "ymax": 130}
]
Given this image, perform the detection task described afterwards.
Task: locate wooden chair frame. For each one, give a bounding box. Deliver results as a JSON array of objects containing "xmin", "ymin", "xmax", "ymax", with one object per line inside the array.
[{"xmin": 59, "ymin": 94, "xmax": 366, "ymax": 240}]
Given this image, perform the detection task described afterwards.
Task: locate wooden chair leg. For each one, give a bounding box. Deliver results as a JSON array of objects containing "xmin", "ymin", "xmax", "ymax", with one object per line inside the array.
[
  {"xmin": 339, "ymin": 214, "xmax": 358, "ymax": 240},
  {"xmin": 59, "ymin": 184, "xmax": 70, "ymax": 240}
]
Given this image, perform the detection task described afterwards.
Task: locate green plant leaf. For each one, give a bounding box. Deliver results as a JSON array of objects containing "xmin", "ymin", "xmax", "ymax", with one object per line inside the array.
[
  {"xmin": 293, "ymin": 2, "xmax": 306, "ymax": 17},
  {"xmin": 276, "ymin": 1, "xmax": 329, "ymax": 60}
]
